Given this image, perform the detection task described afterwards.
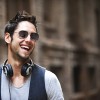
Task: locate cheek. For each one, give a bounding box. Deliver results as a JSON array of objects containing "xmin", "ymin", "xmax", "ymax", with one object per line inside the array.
[
  {"xmin": 33, "ymin": 41, "xmax": 36, "ymax": 45},
  {"xmin": 10, "ymin": 41, "xmax": 18, "ymax": 51},
  {"xmin": 11, "ymin": 38, "xmax": 20, "ymax": 48},
  {"xmin": 32, "ymin": 41, "xmax": 36, "ymax": 47}
]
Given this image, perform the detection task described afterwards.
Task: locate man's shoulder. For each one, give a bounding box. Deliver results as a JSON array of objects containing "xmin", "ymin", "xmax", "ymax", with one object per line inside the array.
[
  {"xmin": 34, "ymin": 64, "xmax": 46, "ymax": 70},
  {"xmin": 34, "ymin": 64, "xmax": 57, "ymax": 78},
  {"xmin": 45, "ymin": 70, "xmax": 58, "ymax": 82},
  {"xmin": 34, "ymin": 64, "xmax": 57, "ymax": 80},
  {"xmin": 34, "ymin": 64, "xmax": 46, "ymax": 74}
]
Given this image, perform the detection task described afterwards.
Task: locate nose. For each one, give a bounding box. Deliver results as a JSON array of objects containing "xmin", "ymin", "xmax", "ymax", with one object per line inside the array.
[{"xmin": 25, "ymin": 34, "xmax": 31, "ymax": 41}]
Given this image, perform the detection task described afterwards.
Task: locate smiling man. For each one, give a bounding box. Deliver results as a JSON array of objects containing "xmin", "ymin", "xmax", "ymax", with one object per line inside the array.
[{"xmin": 0, "ymin": 11, "xmax": 64, "ymax": 100}]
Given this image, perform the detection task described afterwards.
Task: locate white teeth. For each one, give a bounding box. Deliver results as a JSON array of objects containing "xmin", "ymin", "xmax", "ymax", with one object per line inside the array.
[{"xmin": 21, "ymin": 46, "xmax": 29, "ymax": 50}]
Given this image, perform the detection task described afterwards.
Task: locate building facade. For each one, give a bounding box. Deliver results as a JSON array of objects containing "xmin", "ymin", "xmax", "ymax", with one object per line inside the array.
[{"xmin": 0, "ymin": 0, "xmax": 100, "ymax": 100}]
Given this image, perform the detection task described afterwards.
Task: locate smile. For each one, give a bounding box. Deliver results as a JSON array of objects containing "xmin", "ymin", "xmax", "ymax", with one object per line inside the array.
[{"xmin": 21, "ymin": 45, "xmax": 30, "ymax": 51}]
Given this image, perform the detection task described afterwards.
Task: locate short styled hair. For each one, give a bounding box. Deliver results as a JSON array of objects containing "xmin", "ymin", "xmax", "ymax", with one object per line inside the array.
[{"xmin": 4, "ymin": 11, "xmax": 37, "ymax": 36}]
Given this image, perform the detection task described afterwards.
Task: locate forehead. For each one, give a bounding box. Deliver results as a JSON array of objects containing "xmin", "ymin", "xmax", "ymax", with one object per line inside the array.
[{"xmin": 15, "ymin": 21, "xmax": 36, "ymax": 32}]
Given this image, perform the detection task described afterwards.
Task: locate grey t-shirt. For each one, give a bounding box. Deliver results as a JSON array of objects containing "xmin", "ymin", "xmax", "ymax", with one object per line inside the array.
[{"xmin": 1, "ymin": 68, "xmax": 64, "ymax": 100}]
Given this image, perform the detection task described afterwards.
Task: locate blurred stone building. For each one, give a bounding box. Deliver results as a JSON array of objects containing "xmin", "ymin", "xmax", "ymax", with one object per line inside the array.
[{"xmin": 0, "ymin": 0, "xmax": 100, "ymax": 100}]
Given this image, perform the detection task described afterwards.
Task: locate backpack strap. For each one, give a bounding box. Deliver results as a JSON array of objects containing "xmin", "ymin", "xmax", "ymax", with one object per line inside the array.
[{"xmin": 28, "ymin": 64, "xmax": 47, "ymax": 100}]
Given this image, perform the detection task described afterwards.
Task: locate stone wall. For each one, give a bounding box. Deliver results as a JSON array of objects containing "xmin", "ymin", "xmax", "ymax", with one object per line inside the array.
[{"xmin": 0, "ymin": 0, "xmax": 100, "ymax": 100}]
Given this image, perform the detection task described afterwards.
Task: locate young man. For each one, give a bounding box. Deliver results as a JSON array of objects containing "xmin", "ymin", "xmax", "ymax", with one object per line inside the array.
[{"xmin": 0, "ymin": 11, "xmax": 64, "ymax": 100}]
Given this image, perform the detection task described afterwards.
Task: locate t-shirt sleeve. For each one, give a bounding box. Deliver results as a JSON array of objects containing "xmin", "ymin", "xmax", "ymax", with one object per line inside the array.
[{"xmin": 45, "ymin": 70, "xmax": 64, "ymax": 100}]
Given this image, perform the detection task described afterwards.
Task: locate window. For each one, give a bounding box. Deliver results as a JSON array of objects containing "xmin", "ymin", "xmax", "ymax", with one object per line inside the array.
[
  {"xmin": 87, "ymin": 67, "xmax": 96, "ymax": 89},
  {"xmin": 73, "ymin": 65, "xmax": 81, "ymax": 92}
]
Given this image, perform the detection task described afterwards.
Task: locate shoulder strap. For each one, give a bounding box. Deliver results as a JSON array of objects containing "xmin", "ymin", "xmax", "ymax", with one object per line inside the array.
[
  {"xmin": 0, "ymin": 66, "xmax": 2, "ymax": 100},
  {"xmin": 28, "ymin": 64, "xmax": 47, "ymax": 100}
]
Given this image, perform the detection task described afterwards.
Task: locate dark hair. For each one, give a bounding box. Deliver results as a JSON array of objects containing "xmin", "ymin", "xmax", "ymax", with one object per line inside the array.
[{"xmin": 4, "ymin": 11, "xmax": 37, "ymax": 36}]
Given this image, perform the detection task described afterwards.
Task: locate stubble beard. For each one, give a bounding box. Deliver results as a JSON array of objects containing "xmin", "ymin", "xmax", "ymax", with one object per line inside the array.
[{"xmin": 17, "ymin": 49, "xmax": 34, "ymax": 61}]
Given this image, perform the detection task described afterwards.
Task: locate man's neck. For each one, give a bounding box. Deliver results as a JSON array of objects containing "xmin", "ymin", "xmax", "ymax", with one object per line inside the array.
[{"xmin": 7, "ymin": 56, "xmax": 30, "ymax": 87}]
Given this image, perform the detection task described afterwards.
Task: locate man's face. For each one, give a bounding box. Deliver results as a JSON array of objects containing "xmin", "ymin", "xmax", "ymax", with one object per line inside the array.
[{"xmin": 5, "ymin": 21, "xmax": 37, "ymax": 60}]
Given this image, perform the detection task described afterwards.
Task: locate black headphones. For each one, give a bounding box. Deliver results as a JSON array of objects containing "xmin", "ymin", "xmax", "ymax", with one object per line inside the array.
[{"xmin": 3, "ymin": 59, "xmax": 34, "ymax": 78}]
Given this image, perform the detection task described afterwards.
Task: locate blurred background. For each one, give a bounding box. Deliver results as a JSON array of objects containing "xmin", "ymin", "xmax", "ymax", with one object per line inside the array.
[{"xmin": 0, "ymin": 0, "xmax": 100, "ymax": 100}]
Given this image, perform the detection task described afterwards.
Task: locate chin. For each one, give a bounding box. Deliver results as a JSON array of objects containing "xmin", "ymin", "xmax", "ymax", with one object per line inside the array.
[
  {"xmin": 22, "ymin": 55, "xmax": 30, "ymax": 59},
  {"xmin": 18, "ymin": 51, "xmax": 32, "ymax": 60},
  {"xmin": 18, "ymin": 54, "xmax": 30, "ymax": 60}
]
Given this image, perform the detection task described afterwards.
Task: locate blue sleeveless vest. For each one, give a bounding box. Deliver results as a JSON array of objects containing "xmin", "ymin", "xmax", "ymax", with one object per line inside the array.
[{"xmin": 0, "ymin": 64, "xmax": 47, "ymax": 100}]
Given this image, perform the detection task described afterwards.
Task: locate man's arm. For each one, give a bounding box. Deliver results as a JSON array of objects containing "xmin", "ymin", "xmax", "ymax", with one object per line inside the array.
[{"xmin": 45, "ymin": 70, "xmax": 64, "ymax": 100}]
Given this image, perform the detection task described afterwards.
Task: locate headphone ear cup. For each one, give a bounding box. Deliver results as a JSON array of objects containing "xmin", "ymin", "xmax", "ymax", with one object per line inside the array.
[
  {"xmin": 3, "ymin": 64, "xmax": 13, "ymax": 77},
  {"xmin": 21, "ymin": 63, "xmax": 32, "ymax": 77}
]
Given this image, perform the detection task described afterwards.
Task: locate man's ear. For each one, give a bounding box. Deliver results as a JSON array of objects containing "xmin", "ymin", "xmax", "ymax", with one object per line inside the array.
[{"xmin": 4, "ymin": 32, "xmax": 11, "ymax": 43}]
